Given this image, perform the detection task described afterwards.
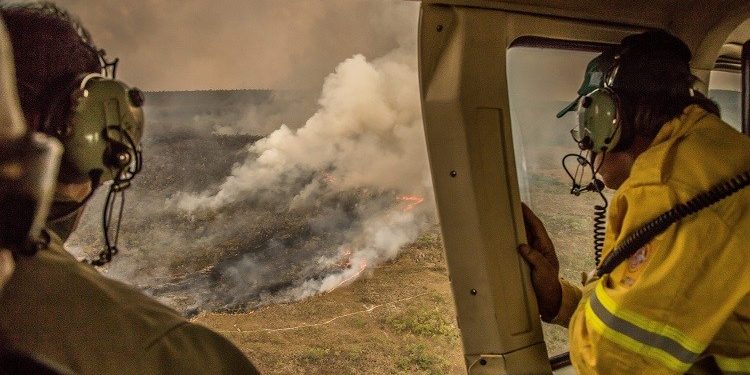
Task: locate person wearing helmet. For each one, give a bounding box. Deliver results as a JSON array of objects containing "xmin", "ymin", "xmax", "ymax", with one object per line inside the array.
[
  {"xmin": 0, "ymin": 3, "xmax": 259, "ymax": 374},
  {"xmin": 519, "ymin": 30, "xmax": 750, "ymax": 373}
]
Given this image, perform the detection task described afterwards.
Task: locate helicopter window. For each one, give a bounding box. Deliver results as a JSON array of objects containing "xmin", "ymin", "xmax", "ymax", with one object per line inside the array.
[
  {"xmin": 506, "ymin": 46, "xmax": 604, "ymax": 356},
  {"xmin": 708, "ymin": 70, "xmax": 742, "ymax": 132},
  {"xmin": 57, "ymin": 1, "xmax": 466, "ymax": 372}
]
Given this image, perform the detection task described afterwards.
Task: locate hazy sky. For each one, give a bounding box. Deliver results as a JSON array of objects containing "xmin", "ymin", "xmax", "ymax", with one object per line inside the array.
[
  {"xmin": 52, "ymin": 0, "xmax": 419, "ymax": 91},
  {"xmin": 507, "ymin": 47, "xmax": 598, "ymax": 102}
]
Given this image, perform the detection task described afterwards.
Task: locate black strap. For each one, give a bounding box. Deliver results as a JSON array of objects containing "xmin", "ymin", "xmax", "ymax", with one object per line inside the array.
[{"xmin": 596, "ymin": 170, "xmax": 750, "ymax": 277}]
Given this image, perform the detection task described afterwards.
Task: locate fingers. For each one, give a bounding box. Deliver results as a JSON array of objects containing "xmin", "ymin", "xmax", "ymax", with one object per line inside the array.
[
  {"xmin": 520, "ymin": 202, "xmax": 555, "ymax": 257},
  {"xmin": 0, "ymin": 249, "xmax": 15, "ymax": 291},
  {"xmin": 518, "ymin": 243, "xmax": 547, "ymax": 270},
  {"xmin": 518, "ymin": 243, "xmax": 563, "ymax": 320},
  {"xmin": 521, "ymin": 203, "xmax": 545, "ymax": 242}
]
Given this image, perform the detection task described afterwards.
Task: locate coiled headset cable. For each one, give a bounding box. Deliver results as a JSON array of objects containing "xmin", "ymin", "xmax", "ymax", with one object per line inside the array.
[
  {"xmin": 592, "ymin": 191, "xmax": 608, "ymax": 266},
  {"xmin": 563, "ymin": 151, "xmax": 609, "ymax": 265},
  {"xmin": 596, "ymin": 170, "xmax": 750, "ymax": 277}
]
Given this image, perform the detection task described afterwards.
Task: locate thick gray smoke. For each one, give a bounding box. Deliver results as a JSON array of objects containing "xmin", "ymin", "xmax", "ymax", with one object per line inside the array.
[{"xmin": 65, "ymin": 1, "xmax": 432, "ymax": 313}]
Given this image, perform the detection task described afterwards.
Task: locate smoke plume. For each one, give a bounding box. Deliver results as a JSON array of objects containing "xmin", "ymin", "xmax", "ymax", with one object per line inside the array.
[
  {"xmin": 64, "ymin": 1, "xmax": 432, "ymax": 313},
  {"xmin": 170, "ymin": 37, "xmax": 434, "ymax": 305}
]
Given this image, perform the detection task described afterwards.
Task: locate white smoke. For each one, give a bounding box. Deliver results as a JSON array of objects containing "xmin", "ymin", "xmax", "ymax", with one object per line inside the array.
[
  {"xmin": 63, "ymin": 1, "xmax": 431, "ymax": 311},
  {"xmin": 167, "ymin": 20, "xmax": 433, "ymax": 301},
  {"xmin": 175, "ymin": 49, "xmax": 425, "ymax": 208}
]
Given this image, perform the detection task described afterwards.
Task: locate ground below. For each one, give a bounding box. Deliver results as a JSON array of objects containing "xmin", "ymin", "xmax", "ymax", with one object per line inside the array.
[
  {"xmin": 193, "ymin": 229, "xmax": 466, "ymax": 374},
  {"xmin": 193, "ymin": 224, "xmax": 575, "ymax": 374}
]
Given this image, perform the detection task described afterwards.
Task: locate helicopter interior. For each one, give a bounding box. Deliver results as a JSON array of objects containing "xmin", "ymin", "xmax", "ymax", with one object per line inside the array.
[{"xmin": 418, "ymin": 0, "xmax": 750, "ymax": 373}]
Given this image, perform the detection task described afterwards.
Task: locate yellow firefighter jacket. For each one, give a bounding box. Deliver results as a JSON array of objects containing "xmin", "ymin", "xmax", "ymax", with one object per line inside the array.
[
  {"xmin": 0, "ymin": 230, "xmax": 260, "ymax": 375},
  {"xmin": 552, "ymin": 105, "xmax": 750, "ymax": 374}
]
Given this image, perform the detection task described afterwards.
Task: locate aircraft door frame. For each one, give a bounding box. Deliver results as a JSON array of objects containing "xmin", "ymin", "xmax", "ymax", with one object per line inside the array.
[{"xmin": 418, "ymin": 4, "xmax": 637, "ymax": 373}]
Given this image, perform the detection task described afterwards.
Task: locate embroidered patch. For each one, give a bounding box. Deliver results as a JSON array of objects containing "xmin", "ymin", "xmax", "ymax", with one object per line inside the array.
[
  {"xmin": 627, "ymin": 245, "xmax": 649, "ymax": 273},
  {"xmin": 620, "ymin": 276, "xmax": 636, "ymax": 287}
]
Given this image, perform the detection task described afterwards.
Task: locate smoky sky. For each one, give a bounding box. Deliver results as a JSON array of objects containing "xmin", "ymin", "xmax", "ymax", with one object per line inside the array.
[
  {"xmin": 507, "ymin": 48, "xmax": 598, "ymax": 102},
  {"xmin": 51, "ymin": 0, "xmax": 418, "ymax": 91}
]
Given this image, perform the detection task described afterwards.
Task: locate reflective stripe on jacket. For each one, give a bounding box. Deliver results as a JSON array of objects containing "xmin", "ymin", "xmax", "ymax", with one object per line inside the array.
[{"xmin": 559, "ymin": 105, "xmax": 750, "ymax": 374}]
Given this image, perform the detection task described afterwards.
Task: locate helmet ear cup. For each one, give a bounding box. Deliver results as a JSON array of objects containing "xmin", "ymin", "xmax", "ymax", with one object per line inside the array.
[
  {"xmin": 40, "ymin": 73, "xmax": 144, "ymax": 184},
  {"xmin": 575, "ymin": 88, "xmax": 622, "ymax": 153},
  {"xmin": 104, "ymin": 139, "xmax": 132, "ymax": 169}
]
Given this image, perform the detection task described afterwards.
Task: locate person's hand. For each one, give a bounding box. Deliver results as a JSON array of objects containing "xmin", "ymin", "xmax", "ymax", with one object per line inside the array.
[
  {"xmin": 518, "ymin": 203, "xmax": 562, "ymax": 321},
  {"xmin": 0, "ymin": 249, "xmax": 14, "ymax": 291}
]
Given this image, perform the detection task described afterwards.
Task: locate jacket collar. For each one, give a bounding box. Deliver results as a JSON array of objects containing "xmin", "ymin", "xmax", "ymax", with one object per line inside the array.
[
  {"xmin": 623, "ymin": 105, "xmax": 712, "ymax": 186},
  {"xmin": 648, "ymin": 104, "xmax": 711, "ymax": 148}
]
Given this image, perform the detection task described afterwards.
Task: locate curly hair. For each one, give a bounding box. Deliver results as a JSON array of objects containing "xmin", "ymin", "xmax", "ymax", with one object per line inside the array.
[
  {"xmin": 0, "ymin": 1, "xmax": 102, "ymax": 128},
  {"xmin": 609, "ymin": 30, "xmax": 720, "ymax": 152}
]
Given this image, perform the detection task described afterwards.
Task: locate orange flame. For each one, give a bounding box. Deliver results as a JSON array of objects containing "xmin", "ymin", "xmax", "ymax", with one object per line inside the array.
[
  {"xmin": 323, "ymin": 173, "xmax": 337, "ymax": 184},
  {"xmin": 335, "ymin": 261, "xmax": 368, "ymax": 289},
  {"xmin": 337, "ymin": 248, "xmax": 353, "ymax": 269},
  {"xmin": 397, "ymin": 195, "xmax": 425, "ymax": 212}
]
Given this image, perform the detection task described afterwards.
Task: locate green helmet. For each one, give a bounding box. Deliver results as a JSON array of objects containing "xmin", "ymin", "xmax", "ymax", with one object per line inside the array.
[{"xmin": 49, "ymin": 73, "xmax": 144, "ymax": 184}]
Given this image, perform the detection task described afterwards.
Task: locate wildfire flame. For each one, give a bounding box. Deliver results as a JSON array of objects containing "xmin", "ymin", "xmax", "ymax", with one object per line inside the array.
[
  {"xmin": 334, "ymin": 261, "xmax": 368, "ymax": 290},
  {"xmin": 337, "ymin": 247, "xmax": 353, "ymax": 269},
  {"xmin": 397, "ymin": 195, "xmax": 425, "ymax": 212}
]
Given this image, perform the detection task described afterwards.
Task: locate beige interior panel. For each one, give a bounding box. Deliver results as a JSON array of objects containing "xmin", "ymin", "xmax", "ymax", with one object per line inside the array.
[
  {"xmin": 727, "ymin": 18, "xmax": 750, "ymax": 46},
  {"xmin": 419, "ymin": 1, "xmax": 750, "ymax": 374},
  {"xmin": 419, "ymin": 5, "xmax": 632, "ymax": 374},
  {"xmin": 423, "ymin": 0, "xmax": 750, "ymax": 81}
]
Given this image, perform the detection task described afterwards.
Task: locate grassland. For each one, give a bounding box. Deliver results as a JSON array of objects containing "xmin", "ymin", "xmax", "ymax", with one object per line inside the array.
[
  {"xmin": 194, "ymin": 163, "xmax": 604, "ymax": 373},
  {"xmin": 194, "ymin": 229, "xmax": 465, "ymax": 374}
]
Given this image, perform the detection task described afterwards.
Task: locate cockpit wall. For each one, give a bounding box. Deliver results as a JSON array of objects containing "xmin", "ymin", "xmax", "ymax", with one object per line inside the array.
[{"xmin": 418, "ymin": 1, "xmax": 750, "ymax": 373}]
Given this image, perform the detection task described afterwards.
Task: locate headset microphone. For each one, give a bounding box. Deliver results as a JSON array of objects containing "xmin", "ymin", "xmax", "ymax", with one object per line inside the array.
[
  {"xmin": 558, "ymin": 50, "xmax": 625, "ymax": 265},
  {"xmin": 571, "ymin": 178, "xmax": 605, "ymax": 196}
]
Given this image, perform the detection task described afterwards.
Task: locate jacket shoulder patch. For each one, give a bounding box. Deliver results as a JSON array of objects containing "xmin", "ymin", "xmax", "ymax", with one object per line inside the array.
[
  {"xmin": 619, "ymin": 245, "xmax": 651, "ymax": 288},
  {"xmin": 627, "ymin": 245, "xmax": 649, "ymax": 273}
]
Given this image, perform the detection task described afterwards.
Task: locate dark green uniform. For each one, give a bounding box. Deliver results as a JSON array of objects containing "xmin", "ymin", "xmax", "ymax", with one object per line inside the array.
[{"xmin": 0, "ymin": 230, "xmax": 260, "ymax": 374}]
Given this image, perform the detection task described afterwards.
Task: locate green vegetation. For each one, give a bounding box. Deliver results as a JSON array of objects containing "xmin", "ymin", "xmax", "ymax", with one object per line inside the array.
[
  {"xmin": 397, "ymin": 343, "xmax": 449, "ymax": 375},
  {"xmin": 383, "ymin": 306, "xmax": 458, "ymax": 338},
  {"xmin": 300, "ymin": 347, "xmax": 331, "ymax": 364}
]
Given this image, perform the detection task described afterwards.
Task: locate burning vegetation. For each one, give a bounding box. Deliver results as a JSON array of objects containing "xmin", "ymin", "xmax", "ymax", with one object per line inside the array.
[{"xmin": 67, "ymin": 38, "xmax": 434, "ymax": 315}]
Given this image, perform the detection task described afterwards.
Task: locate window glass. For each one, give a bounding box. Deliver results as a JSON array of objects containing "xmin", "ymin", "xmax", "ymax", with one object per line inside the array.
[
  {"xmin": 507, "ymin": 46, "xmax": 606, "ymax": 356},
  {"xmin": 708, "ymin": 70, "xmax": 742, "ymax": 132}
]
